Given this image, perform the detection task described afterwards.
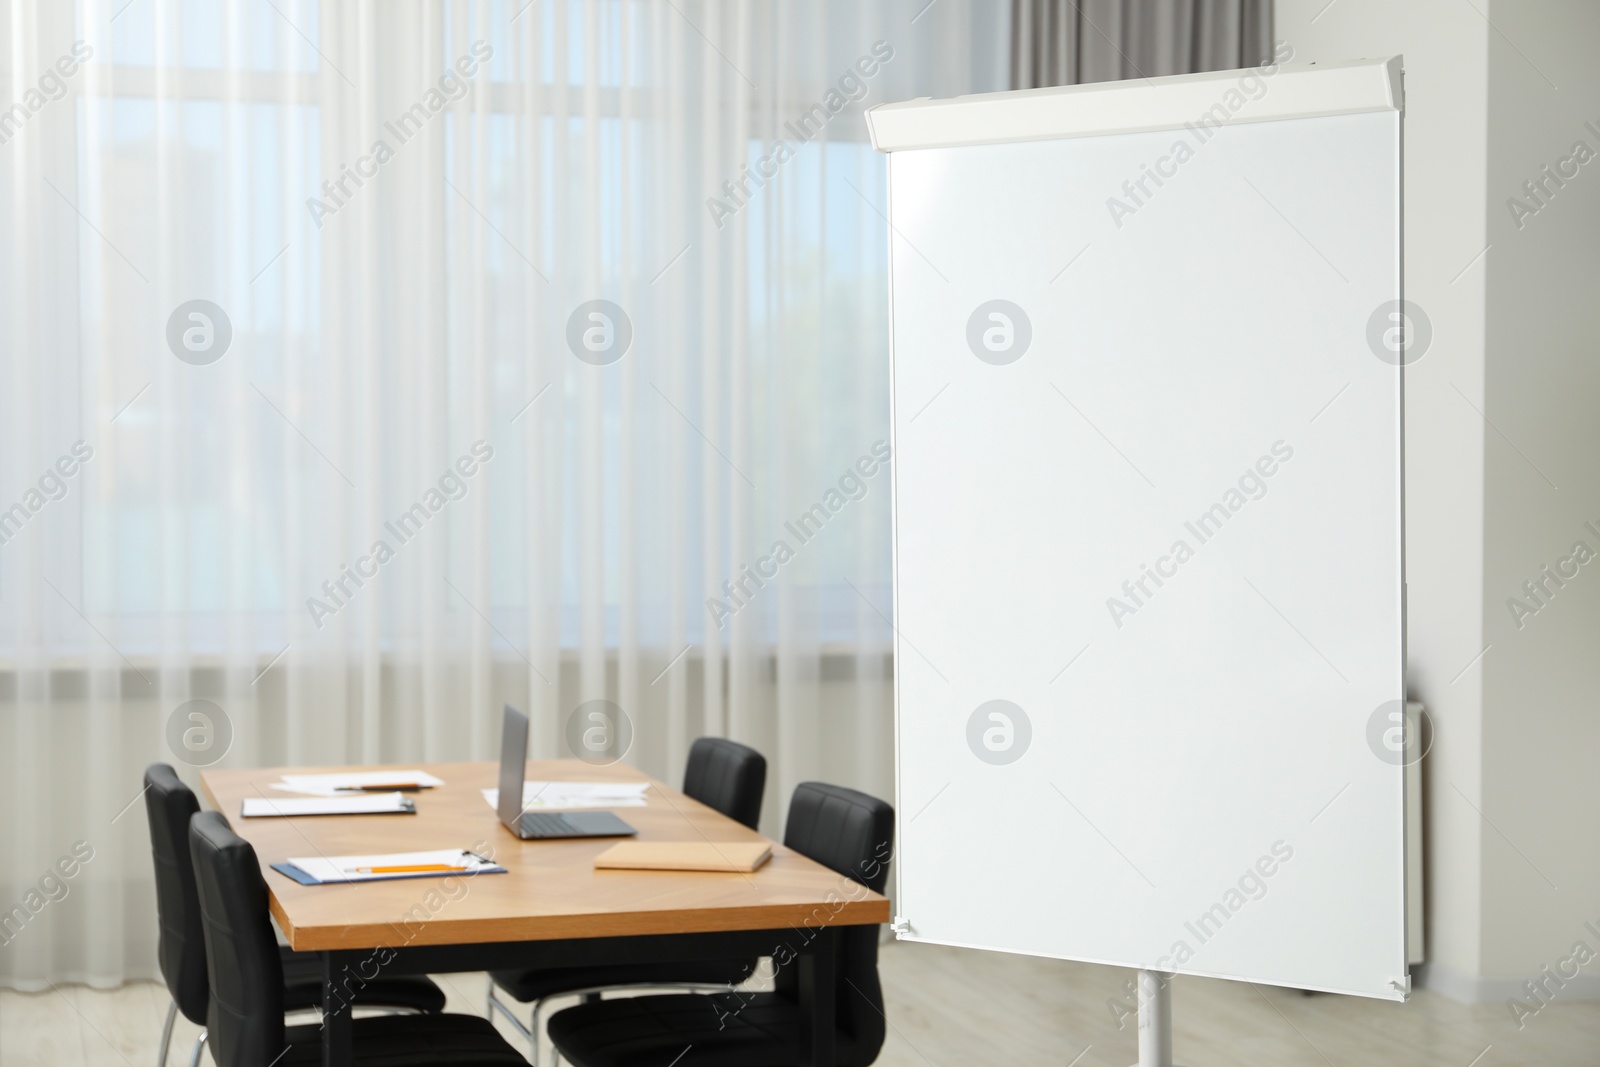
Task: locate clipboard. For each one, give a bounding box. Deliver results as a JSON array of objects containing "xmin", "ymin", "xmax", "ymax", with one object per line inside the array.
[{"xmin": 270, "ymin": 849, "xmax": 506, "ymax": 885}]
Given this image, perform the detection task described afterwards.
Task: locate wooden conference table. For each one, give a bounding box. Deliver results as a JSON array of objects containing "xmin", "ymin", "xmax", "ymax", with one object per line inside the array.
[{"xmin": 201, "ymin": 760, "xmax": 889, "ymax": 1067}]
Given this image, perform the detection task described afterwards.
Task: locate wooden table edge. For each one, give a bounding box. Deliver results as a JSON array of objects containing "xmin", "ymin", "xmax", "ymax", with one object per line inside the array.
[{"xmin": 269, "ymin": 896, "xmax": 892, "ymax": 951}]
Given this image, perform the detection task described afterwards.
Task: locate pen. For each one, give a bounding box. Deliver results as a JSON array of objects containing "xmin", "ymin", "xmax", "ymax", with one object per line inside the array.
[{"xmin": 346, "ymin": 864, "xmax": 470, "ymax": 874}]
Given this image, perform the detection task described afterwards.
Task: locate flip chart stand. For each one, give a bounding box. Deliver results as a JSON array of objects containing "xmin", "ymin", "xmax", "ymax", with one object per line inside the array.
[
  {"xmin": 1132, "ymin": 970, "xmax": 1183, "ymax": 1067},
  {"xmin": 867, "ymin": 49, "xmax": 1410, "ymax": 1048}
]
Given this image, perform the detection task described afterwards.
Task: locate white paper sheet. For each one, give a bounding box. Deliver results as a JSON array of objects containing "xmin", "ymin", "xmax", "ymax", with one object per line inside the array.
[
  {"xmin": 242, "ymin": 793, "xmax": 413, "ymax": 817},
  {"xmin": 481, "ymin": 780, "xmax": 649, "ymax": 811},
  {"xmin": 270, "ymin": 770, "xmax": 446, "ymax": 797}
]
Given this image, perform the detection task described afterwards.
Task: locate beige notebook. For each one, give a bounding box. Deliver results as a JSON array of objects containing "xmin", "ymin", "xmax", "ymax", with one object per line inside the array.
[{"xmin": 593, "ymin": 841, "xmax": 772, "ymax": 873}]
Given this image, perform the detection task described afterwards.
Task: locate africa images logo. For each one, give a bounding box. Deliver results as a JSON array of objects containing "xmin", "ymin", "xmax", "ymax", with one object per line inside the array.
[
  {"xmin": 566, "ymin": 300, "xmax": 632, "ymax": 366},
  {"xmin": 966, "ymin": 300, "xmax": 1031, "ymax": 365},
  {"xmin": 166, "ymin": 300, "xmax": 232, "ymax": 365},
  {"xmin": 966, "ymin": 700, "xmax": 1031, "ymax": 765}
]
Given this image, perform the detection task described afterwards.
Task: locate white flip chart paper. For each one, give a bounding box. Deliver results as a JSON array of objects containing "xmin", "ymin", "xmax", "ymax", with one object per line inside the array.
[{"xmin": 870, "ymin": 58, "xmax": 1408, "ymax": 1000}]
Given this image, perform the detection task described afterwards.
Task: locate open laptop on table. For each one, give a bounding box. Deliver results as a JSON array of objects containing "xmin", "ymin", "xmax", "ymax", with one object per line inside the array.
[{"xmin": 498, "ymin": 704, "xmax": 637, "ymax": 840}]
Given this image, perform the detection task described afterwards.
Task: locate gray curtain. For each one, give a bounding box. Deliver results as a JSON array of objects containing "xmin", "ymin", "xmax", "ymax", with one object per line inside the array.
[{"xmin": 1011, "ymin": 0, "xmax": 1273, "ymax": 88}]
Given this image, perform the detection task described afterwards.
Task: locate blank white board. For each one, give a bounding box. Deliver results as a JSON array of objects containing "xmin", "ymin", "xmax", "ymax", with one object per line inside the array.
[{"xmin": 868, "ymin": 58, "xmax": 1408, "ymax": 1000}]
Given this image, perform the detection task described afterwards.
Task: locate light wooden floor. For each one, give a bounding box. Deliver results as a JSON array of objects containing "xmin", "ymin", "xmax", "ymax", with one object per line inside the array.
[{"xmin": 3, "ymin": 941, "xmax": 1597, "ymax": 1066}]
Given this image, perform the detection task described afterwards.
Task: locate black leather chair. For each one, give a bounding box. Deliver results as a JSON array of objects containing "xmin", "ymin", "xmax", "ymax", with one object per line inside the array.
[
  {"xmin": 144, "ymin": 764, "xmax": 446, "ymax": 1067},
  {"xmin": 485, "ymin": 738, "xmax": 768, "ymax": 1063},
  {"xmin": 187, "ymin": 809, "xmax": 526, "ymax": 1067},
  {"xmin": 680, "ymin": 736, "xmax": 766, "ymax": 830},
  {"xmin": 546, "ymin": 781, "xmax": 893, "ymax": 1067}
]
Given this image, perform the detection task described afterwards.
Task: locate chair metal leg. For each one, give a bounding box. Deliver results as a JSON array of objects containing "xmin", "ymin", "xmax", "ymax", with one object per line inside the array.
[
  {"xmin": 486, "ymin": 976, "xmax": 538, "ymax": 1064},
  {"xmin": 505, "ymin": 981, "xmax": 724, "ymax": 1067},
  {"xmin": 186, "ymin": 1029, "xmax": 208, "ymax": 1067},
  {"xmin": 157, "ymin": 999, "xmax": 178, "ymax": 1067},
  {"xmin": 528, "ymin": 998, "xmax": 545, "ymax": 1067},
  {"xmin": 485, "ymin": 975, "xmax": 522, "ymax": 1030}
]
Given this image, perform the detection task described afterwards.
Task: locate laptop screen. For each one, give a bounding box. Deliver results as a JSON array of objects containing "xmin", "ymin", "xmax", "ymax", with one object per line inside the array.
[{"xmin": 497, "ymin": 705, "xmax": 530, "ymax": 829}]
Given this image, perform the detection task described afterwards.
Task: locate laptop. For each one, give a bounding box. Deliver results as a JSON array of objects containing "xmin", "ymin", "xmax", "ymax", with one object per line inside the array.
[{"xmin": 498, "ymin": 704, "xmax": 638, "ymax": 840}]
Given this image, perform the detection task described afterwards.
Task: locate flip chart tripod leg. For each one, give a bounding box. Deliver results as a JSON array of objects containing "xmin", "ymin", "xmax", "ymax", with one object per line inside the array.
[{"xmin": 1133, "ymin": 969, "xmax": 1177, "ymax": 1067}]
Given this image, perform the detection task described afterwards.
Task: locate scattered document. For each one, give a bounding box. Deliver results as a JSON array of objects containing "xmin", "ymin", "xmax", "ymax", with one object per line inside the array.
[
  {"xmin": 242, "ymin": 793, "xmax": 415, "ymax": 818},
  {"xmin": 482, "ymin": 780, "xmax": 650, "ymax": 811},
  {"xmin": 270, "ymin": 770, "xmax": 446, "ymax": 797},
  {"xmin": 273, "ymin": 848, "xmax": 505, "ymax": 885}
]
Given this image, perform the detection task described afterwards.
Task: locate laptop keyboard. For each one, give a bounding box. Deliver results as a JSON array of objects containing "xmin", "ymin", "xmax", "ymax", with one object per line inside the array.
[{"xmin": 518, "ymin": 812, "xmax": 577, "ymax": 838}]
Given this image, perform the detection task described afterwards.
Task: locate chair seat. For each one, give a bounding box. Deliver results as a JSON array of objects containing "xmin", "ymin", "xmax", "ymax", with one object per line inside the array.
[
  {"xmin": 281, "ymin": 948, "xmax": 448, "ymax": 1014},
  {"xmin": 547, "ymin": 992, "xmax": 868, "ymax": 1067},
  {"xmin": 277, "ymin": 1013, "xmax": 528, "ymax": 1067},
  {"xmin": 489, "ymin": 959, "xmax": 755, "ymax": 1003}
]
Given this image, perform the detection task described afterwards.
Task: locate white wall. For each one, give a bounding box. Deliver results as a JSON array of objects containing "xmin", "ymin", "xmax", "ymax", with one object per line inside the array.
[
  {"xmin": 1279, "ymin": 0, "xmax": 1600, "ymax": 1003},
  {"xmin": 1479, "ymin": 0, "xmax": 1600, "ymax": 996},
  {"xmin": 1274, "ymin": 0, "xmax": 1491, "ymax": 997}
]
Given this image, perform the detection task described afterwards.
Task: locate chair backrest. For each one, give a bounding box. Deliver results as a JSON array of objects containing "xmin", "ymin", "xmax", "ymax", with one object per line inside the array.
[
  {"xmin": 779, "ymin": 782, "xmax": 894, "ymax": 1066},
  {"xmin": 682, "ymin": 737, "xmax": 766, "ymax": 830},
  {"xmin": 143, "ymin": 763, "xmax": 210, "ymax": 1024},
  {"xmin": 188, "ymin": 811, "xmax": 288, "ymax": 1067}
]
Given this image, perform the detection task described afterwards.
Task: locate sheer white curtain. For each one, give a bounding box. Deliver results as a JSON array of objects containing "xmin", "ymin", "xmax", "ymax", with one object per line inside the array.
[{"xmin": 0, "ymin": 0, "xmax": 1007, "ymax": 988}]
